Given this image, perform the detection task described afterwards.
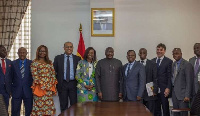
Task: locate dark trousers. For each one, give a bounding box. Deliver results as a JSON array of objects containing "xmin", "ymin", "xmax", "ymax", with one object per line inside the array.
[
  {"xmin": 172, "ymin": 90, "xmax": 189, "ymax": 116},
  {"xmin": 11, "ymin": 90, "xmax": 33, "ymax": 116},
  {"xmin": 143, "ymin": 99, "xmax": 156, "ymax": 115},
  {"xmin": 59, "ymin": 80, "xmax": 77, "ymax": 112},
  {"xmin": 155, "ymin": 92, "xmax": 170, "ymax": 116},
  {"xmin": 2, "ymin": 93, "xmax": 9, "ymax": 110}
]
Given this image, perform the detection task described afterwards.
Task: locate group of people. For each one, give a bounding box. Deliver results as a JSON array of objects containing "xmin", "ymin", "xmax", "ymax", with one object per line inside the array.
[{"xmin": 0, "ymin": 42, "xmax": 199, "ymax": 116}]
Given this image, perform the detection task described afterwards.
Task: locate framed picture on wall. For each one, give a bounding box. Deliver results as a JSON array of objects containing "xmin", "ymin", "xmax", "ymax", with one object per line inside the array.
[{"xmin": 91, "ymin": 8, "xmax": 115, "ymax": 37}]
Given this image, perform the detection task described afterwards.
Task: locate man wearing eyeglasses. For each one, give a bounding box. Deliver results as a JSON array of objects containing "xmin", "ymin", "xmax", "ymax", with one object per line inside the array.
[{"xmin": 53, "ymin": 42, "xmax": 81, "ymax": 112}]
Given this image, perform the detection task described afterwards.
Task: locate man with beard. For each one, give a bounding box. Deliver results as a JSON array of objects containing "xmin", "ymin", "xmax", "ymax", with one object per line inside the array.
[{"xmin": 95, "ymin": 47, "xmax": 122, "ymax": 101}]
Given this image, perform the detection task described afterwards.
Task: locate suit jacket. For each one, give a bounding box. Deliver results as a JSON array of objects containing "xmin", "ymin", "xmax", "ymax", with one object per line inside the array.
[
  {"xmin": 152, "ymin": 56, "xmax": 173, "ymax": 93},
  {"xmin": 189, "ymin": 56, "xmax": 200, "ymax": 94},
  {"xmin": 122, "ymin": 61, "xmax": 146, "ymax": 101},
  {"xmin": 53, "ymin": 54, "xmax": 81, "ymax": 92},
  {"xmin": 172, "ymin": 59, "xmax": 193, "ymax": 100},
  {"xmin": 142, "ymin": 59, "xmax": 158, "ymax": 101},
  {"xmin": 11, "ymin": 59, "xmax": 33, "ymax": 98},
  {"xmin": 0, "ymin": 58, "xmax": 12, "ymax": 95}
]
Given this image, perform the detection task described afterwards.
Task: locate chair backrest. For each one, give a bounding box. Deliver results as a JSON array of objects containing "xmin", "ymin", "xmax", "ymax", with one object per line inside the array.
[{"xmin": 0, "ymin": 94, "xmax": 8, "ymax": 116}]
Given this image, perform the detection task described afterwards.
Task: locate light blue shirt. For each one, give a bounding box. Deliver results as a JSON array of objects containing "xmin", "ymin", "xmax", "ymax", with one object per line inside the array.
[
  {"xmin": 64, "ymin": 54, "xmax": 74, "ymax": 80},
  {"xmin": 125, "ymin": 61, "xmax": 135, "ymax": 76},
  {"xmin": 172, "ymin": 58, "xmax": 182, "ymax": 85}
]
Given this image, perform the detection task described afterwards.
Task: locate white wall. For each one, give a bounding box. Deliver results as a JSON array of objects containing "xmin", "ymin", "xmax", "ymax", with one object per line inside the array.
[
  {"xmin": 31, "ymin": 0, "xmax": 90, "ymax": 60},
  {"xmin": 114, "ymin": 0, "xmax": 200, "ymax": 63},
  {"xmin": 32, "ymin": 0, "xmax": 200, "ymax": 64}
]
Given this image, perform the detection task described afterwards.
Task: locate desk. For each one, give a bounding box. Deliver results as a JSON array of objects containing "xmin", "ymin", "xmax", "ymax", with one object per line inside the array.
[{"xmin": 59, "ymin": 102, "xmax": 152, "ymax": 116}]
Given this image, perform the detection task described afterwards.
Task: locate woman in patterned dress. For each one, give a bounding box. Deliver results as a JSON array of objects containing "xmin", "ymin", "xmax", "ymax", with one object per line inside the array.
[
  {"xmin": 31, "ymin": 45, "xmax": 57, "ymax": 116},
  {"xmin": 76, "ymin": 47, "xmax": 98, "ymax": 102}
]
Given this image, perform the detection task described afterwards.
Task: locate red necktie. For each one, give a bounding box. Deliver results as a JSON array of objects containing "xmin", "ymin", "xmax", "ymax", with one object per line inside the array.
[{"xmin": 1, "ymin": 59, "xmax": 6, "ymax": 75}]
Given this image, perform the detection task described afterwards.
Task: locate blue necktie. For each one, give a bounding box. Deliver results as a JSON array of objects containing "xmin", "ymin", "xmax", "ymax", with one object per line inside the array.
[
  {"xmin": 157, "ymin": 58, "xmax": 161, "ymax": 68},
  {"xmin": 127, "ymin": 64, "xmax": 131, "ymax": 76},
  {"xmin": 66, "ymin": 56, "xmax": 70, "ymax": 82}
]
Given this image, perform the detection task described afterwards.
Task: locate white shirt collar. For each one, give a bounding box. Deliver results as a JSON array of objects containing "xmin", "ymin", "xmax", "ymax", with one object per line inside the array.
[
  {"xmin": 157, "ymin": 55, "xmax": 164, "ymax": 60},
  {"xmin": 140, "ymin": 59, "xmax": 147, "ymax": 63}
]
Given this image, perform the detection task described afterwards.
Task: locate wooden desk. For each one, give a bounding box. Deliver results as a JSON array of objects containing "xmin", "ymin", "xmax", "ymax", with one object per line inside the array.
[{"xmin": 59, "ymin": 102, "xmax": 152, "ymax": 116}]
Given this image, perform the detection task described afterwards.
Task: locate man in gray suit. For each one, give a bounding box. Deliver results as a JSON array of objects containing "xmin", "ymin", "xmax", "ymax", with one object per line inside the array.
[
  {"xmin": 189, "ymin": 43, "xmax": 200, "ymax": 98},
  {"xmin": 122, "ymin": 50, "xmax": 146, "ymax": 101},
  {"xmin": 172, "ymin": 48, "xmax": 193, "ymax": 116}
]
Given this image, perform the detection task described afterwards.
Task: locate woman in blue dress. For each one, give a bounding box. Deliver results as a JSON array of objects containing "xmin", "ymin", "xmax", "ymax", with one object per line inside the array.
[{"xmin": 75, "ymin": 47, "xmax": 98, "ymax": 102}]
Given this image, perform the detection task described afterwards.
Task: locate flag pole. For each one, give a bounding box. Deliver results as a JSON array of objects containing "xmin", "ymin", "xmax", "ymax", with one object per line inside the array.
[
  {"xmin": 77, "ymin": 23, "xmax": 85, "ymax": 59},
  {"xmin": 79, "ymin": 23, "xmax": 82, "ymax": 32}
]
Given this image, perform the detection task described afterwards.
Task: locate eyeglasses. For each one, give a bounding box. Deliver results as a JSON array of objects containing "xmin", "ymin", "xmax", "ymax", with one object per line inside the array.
[
  {"xmin": 65, "ymin": 46, "xmax": 73, "ymax": 49},
  {"xmin": 39, "ymin": 50, "xmax": 46, "ymax": 53}
]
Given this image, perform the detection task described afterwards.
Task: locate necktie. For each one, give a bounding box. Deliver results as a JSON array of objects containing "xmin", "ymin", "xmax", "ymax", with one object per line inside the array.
[
  {"xmin": 66, "ymin": 55, "xmax": 70, "ymax": 82},
  {"xmin": 173, "ymin": 62, "xmax": 178, "ymax": 78},
  {"xmin": 127, "ymin": 64, "xmax": 131, "ymax": 76},
  {"xmin": 194, "ymin": 58, "xmax": 200, "ymax": 75},
  {"xmin": 20, "ymin": 61, "xmax": 25, "ymax": 78},
  {"xmin": 1, "ymin": 59, "xmax": 6, "ymax": 75},
  {"xmin": 141, "ymin": 60, "xmax": 144, "ymax": 65},
  {"xmin": 157, "ymin": 58, "xmax": 161, "ymax": 68}
]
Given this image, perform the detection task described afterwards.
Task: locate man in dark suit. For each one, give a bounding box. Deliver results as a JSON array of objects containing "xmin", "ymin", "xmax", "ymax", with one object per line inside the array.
[
  {"xmin": 0, "ymin": 45, "xmax": 12, "ymax": 110},
  {"xmin": 54, "ymin": 42, "xmax": 81, "ymax": 112},
  {"xmin": 189, "ymin": 43, "xmax": 200, "ymax": 100},
  {"xmin": 11, "ymin": 47, "xmax": 33, "ymax": 116},
  {"xmin": 152, "ymin": 43, "xmax": 173, "ymax": 116},
  {"xmin": 171, "ymin": 48, "xmax": 193, "ymax": 116},
  {"xmin": 138, "ymin": 48, "xmax": 158, "ymax": 115},
  {"xmin": 122, "ymin": 50, "xmax": 146, "ymax": 101},
  {"xmin": 189, "ymin": 43, "xmax": 200, "ymax": 116}
]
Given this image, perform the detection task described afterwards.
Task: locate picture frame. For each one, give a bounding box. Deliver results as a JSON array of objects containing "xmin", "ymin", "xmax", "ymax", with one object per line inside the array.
[{"xmin": 91, "ymin": 8, "xmax": 115, "ymax": 37}]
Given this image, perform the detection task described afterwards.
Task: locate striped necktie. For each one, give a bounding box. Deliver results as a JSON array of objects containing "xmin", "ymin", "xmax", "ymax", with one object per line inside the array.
[{"xmin": 20, "ymin": 61, "xmax": 25, "ymax": 78}]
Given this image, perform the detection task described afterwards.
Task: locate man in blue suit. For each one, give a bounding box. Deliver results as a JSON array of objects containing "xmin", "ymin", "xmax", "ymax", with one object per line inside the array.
[
  {"xmin": 122, "ymin": 50, "xmax": 146, "ymax": 101},
  {"xmin": 0, "ymin": 45, "xmax": 12, "ymax": 110},
  {"xmin": 11, "ymin": 47, "xmax": 33, "ymax": 116},
  {"xmin": 152, "ymin": 43, "xmax": 173, "ymax": 116}
]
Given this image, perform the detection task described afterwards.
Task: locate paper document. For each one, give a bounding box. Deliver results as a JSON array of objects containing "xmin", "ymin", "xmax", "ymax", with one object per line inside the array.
[{"xmin": 146, "ymin": 82, "xmax": 154, "ymax": 96}]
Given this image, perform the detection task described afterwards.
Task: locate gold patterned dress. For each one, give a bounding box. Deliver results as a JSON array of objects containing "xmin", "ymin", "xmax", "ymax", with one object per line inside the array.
[{"xmin": 30, "ymin": 60, "xmax": 57, "ymax": 116}]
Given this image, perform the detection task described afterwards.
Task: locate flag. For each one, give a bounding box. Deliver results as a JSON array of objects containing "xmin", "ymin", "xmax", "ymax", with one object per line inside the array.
[{"xmin": 77, "ymin": 24, "xmax": 85, "ymax": 59}]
